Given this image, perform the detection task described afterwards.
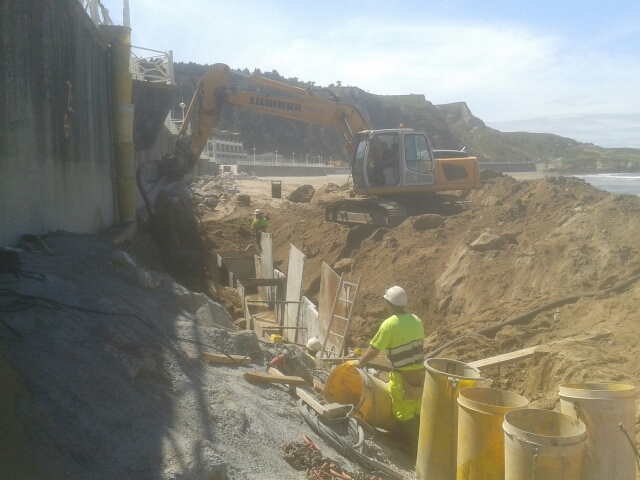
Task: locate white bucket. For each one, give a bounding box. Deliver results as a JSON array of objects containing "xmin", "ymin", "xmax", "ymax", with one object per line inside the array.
[
  {"xmin": 503, "ymin": 408, "xmax": 586, "ymax": 480},
  {"xmin": 559, "ymin": 383, "xmax": 636, "ymax": 480}
]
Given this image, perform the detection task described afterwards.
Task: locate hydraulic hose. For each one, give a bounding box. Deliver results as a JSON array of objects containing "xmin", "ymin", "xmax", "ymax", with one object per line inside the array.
[
  {"xmin": 425, "ymin": 272, "xmax": 640, "ymax": 359},
  {"xmin": 298, "ymin": 400, "xmax": 404, "ymax": 479}
]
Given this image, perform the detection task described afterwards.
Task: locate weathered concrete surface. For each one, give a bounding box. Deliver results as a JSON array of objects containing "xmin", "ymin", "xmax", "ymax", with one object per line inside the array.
[
  {"xmin": 132, "ymin": 80, "xmax": 178, "ymax": 151},
  {"xmin": 0, "ymin": 0, "xmax": 116, "ymax": 245},
  {"xmin": 134, "ymin": 125, "xmax": 178, "ymax": 216}
]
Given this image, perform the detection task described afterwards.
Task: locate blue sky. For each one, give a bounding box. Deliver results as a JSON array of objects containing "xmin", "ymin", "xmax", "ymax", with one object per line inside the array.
[{"xmin": 99, "ymin": 0, "xmax": 640, "ymax": 148}]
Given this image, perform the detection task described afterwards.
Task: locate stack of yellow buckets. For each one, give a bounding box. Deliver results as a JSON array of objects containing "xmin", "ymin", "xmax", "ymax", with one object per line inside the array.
[
  {"xmin": 323, "ymin": 360, "xmax": 637, "ymax": 479},
  {"xmin": 414, "ymin": 358, "xmax": 637, "ymax": 480}
]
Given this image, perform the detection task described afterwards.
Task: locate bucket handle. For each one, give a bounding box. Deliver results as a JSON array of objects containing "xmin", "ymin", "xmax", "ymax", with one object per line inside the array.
[
  {"xmin": 618, "ymin": 423, "xmax": 640, "ymax": 471},
  {"xmin": 575, "ymin": 402, "xmax": 640, "ymax": 473},
  {"xmin": 572, "ymin": 401, "xmax": 581, "ymax": 421},
  {"xmin": 445, "ymin": 376, "xmax": 460, "ymax": 473},
  {"xmin": 446, "ymin": 376, "xmax": 460, "ymax": 398}
]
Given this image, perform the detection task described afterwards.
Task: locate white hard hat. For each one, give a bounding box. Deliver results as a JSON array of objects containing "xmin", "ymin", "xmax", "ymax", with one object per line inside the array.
[
  {"xmin": 254, "ymin": 209, "xmax": 262, "ymax": 215},
  {"xmin": 383, "ymin": 286, "xmax": 407, "ymax": 307},
  {"xmin": 306, "ymin": 337, "xmax": 322, "ymax": 353}
]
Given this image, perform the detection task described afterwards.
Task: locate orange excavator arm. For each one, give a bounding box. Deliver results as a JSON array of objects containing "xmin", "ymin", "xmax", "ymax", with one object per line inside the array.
[{"xmin": 175, "ymin": 63, "xmax": 371, "ymax": 174}]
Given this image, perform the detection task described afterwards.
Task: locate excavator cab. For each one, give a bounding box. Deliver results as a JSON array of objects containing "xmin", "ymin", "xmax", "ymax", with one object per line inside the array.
[
  {"xmin": 327, "ymin": 127, "xmax": 478, "ymax": 227},
  {"xmin": 352, "ymin": 129, "xmax": 436, "ymax": 191}
]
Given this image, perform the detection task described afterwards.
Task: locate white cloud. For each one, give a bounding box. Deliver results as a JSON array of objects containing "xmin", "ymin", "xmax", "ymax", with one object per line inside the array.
[
  {"xmin": 99, "ymin": 0, "xmax": 640, "ymax": 147},
  {"xmin": 488, "ymin": 113, "xmax": 640, "ymax": 148}
]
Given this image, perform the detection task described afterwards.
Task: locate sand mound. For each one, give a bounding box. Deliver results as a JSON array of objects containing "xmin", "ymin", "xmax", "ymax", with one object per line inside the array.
[
  {"xmin": 286, "ymin": 184, "xmax": 315, "ymax": 203},
  {"xmin": 195, "ymin": 174, "xmax": 640, "ymax": 433}
]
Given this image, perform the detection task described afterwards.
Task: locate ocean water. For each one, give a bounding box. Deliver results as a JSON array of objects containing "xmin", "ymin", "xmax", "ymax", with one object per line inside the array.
[{"xmin": 574, "ymin": 173, "xmax": 640, "ymax": 197}]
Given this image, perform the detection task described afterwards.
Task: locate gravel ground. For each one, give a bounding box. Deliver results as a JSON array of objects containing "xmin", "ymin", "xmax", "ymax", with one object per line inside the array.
[{"xmin": 0, "ymin": 233, "xmax": 403, "ymax": 479}]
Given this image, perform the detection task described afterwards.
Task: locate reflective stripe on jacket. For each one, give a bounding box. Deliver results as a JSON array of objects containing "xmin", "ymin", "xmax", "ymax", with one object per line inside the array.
[{"xmin": 387, "ymin": 339, "xmax": 424, "ymax": 369}]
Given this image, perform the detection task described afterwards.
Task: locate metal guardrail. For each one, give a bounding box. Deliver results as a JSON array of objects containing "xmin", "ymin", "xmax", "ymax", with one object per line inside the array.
[
  {"xmin": 237, "ymin": 160, "xmax": 344, "ymax": 168},
  {"xmin": 130, "ymin": 46, "xmax": 175, "ymax": 84},
  {"xmin": 79, "ymin": 1, "xmax": 175, "ymax": 85},
  {"xmin": 79, "ymin": 0, "xmax": 114, "ymax": 26}
]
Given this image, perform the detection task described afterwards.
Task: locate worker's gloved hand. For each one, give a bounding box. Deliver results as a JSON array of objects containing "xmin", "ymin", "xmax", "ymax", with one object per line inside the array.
[{"xmin": 345, "ymin": 360, "xmax": 360, "ymax": 368}]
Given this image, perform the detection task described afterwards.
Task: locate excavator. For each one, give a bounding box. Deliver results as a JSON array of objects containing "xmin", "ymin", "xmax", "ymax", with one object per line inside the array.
[{"xmin": 138, "ymin": 63, "xmax": 479, "ymax": 228}]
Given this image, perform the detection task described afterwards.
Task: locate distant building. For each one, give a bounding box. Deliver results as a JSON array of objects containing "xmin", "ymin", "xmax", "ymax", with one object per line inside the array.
[{"xmin": 203, "ymin": 128, "xmax": 247, "ymax": 165}]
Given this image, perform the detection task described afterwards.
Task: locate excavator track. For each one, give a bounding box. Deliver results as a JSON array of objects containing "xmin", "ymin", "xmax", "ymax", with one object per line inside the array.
[{"xmin": 325, "ymin": 199, "xmax": 409, "ymax": 228}]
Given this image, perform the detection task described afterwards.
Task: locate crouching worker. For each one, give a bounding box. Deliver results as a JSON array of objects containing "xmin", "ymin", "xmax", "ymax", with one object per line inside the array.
[
  {"xmin": 353, "ymin": 286, "xmax": 425, "ymax": 454},
  {"xmin": 251, "ymin": 209, "xmax": 268, "ymax": 251}
]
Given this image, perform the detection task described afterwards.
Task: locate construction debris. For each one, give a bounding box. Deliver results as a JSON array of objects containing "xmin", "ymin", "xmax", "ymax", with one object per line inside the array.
[
  {"xmin": 243, "ymin": 371, "xmax": 308, "ymax": 386},
  {"xmin": 280, "ymin": 437, "xmax": 384, "ymax": 480},
  {"xmin": 202, "ymin": 352, "xmax": 252, "ymax": 365},
  {"xmin": 287, "ymin": 184, "xmax": 316, "ymax": 203}
]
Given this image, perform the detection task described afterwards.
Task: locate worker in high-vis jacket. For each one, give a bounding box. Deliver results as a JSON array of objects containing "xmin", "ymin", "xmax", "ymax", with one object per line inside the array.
[
  {"xmin": 251, "ymin": 209, "xmax": 268, "ymax": 251},
  {"xmin": 354, "ymin": 286, "xmax": 425, "ymax": 451}
]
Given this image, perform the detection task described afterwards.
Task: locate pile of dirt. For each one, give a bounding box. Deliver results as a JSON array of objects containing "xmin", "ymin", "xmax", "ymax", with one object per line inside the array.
[
  {"xmin": 287, "ymin": 184, "xmax": 315, "ymax": 203},
  {"xmin": 200, "ymin": 174, "xmax": 640, "ymax": 422},
  {"xmin": 163, "ymin": 172, "xmax": 640, "ymax": 443}
]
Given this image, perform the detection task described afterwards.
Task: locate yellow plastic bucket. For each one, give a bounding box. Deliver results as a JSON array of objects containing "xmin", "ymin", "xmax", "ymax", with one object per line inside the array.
[
  {"xmin": 457, "ymin": 387, "xmax": 529, "ymax": 480},
  {"xmin": 559, "ymin": 383, "xmax": 636, "ymax": 480},
  {"xmin": 503, "ymin": 409, "xmax": 586, "ymax": 480},
  {"xmin": 323, "ymin": 363, "xmax": 398, "ymax": 431},
  {"xmin": 416, "ymin": 358, "xmax": 483, "ymax": 480}
]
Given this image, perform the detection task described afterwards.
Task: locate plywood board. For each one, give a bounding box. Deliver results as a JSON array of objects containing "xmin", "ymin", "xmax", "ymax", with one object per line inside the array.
[
  {"xmin": 273, "ymin": 269, "xmax": 287, "ymax": 325},
  {"xmin": 202, "ymin": 353, "xmax": 251, "ymax": 365},
  {"xmin": 297, "ymin": 297, "xmax": 318, "ymax": 345},
  {"xmin": 317, "ymin": 263, "xmax": 350, "ymax": 357},
  {"xmin": 469, "ymin": 329, "xmax": 611, "ymax": 370},
  {"xmin": 284, "ymin": 245, "xmax": 305, "ymax": 342},
  {"xmin": 259, "ymin": 232, "xmax": 273, "ymax": 301},
  {"xmin": 243, "ymin": 372, "xmax": 307, "ymax": 386},
  {"xmin": 318, "ymin": 262, "xmax": 340, "ymax": 355}
]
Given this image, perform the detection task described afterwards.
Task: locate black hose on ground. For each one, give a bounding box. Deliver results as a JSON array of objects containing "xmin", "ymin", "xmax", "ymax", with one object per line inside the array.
[
  {"xmin": 425, "ymin": 273, "xmax": 640, "ymax": 360},
  {"xmin": 298, "ymin": 400, "xmax": 404, "ymax": 479}
]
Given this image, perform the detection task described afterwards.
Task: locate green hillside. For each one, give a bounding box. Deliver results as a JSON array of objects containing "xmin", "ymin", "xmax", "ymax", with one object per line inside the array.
[{"xmin": 172, "ymin": 63, "xmax": 640, "ymax": 171}]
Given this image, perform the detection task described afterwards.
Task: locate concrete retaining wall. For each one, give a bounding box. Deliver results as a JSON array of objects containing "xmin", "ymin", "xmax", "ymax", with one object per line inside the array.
[
  {"xmin": 479, "ymin": 162, "xmax": 536, "ymax": 173},
  {"xmin": 0, "ymin": 0, "xmax": 115, "ymax": 246}
]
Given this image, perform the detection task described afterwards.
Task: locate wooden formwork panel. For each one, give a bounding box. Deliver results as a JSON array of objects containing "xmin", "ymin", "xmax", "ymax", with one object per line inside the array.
[
  {"xmin": 318, "ymin": 262, "xmax": 349, "ymax": 357},
  {"xmin": 284, "ymin": 245, "xmax": 305, "ymax": 343}
]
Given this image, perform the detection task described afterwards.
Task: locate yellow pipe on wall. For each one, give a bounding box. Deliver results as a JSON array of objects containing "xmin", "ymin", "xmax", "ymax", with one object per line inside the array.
[{"xmin": 110, "ymin": 26, "xmax": 135, "ymax": 223}]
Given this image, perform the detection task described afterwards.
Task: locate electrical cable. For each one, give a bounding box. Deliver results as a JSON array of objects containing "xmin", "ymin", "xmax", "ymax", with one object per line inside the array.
[{"xmin": 298, "ymin": 400, "xmax": 403, "ymax": 479}]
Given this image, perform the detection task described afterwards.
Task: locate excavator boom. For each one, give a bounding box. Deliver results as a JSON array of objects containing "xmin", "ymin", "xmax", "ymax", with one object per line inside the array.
[
  {"xmin": 138, "ymin": 62, "xmax": 480, "ymax": 230},
  {"xmin": 177, "ymin": 63, "xmax": 370, "ymax": 174}
]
